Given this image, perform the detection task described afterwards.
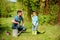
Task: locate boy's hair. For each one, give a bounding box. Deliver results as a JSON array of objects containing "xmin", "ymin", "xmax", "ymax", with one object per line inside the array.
[
  {"xmin": 32, "ymin": 10, "xmax": 38, "ymax": 15},
  {"xmin": 17, "ymin": 10, "xmax": 22, "ymax": 14}
]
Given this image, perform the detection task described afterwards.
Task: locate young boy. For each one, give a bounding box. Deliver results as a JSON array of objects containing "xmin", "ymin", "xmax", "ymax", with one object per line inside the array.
[
  {"xmin": 12, "ymin": 10, "xmax": 26, "ymax": 37},
  {"xmin": 32, "ymin": 11, "xmax": 38, "ymax": 35}
]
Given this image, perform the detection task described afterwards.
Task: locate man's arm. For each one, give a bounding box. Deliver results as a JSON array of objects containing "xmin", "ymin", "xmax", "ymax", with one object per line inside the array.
[
  {"xmin": 12, "ymin": 20, "xmax": 19, "ymax": 24},
  {"xmin": 22, "ymin": 18, "xmax": 24, "ymax": 26}
]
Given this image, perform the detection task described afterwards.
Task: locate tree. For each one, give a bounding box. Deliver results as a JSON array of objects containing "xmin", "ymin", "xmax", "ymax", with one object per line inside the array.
[
  {"xmin": 39, "ymin": 0, "xmax": 45, "ymax": 14},
  {"xmin": 16, "ymin": 0, "xmax": 32, "ymax": 20},
  {"xmin": 0, "ymin": 0, "xmax": 11, "ymax": 17},
  {"xmin": 17, "ymin": 0, "xmax": 39, "ymax": 20},
  {"xmin": 45, "ymin": 0, "xmax": 49, "ymax": 14},
  {"xmin": 58, "ymin": 0, "xmax": 60, "ymax": 24}
]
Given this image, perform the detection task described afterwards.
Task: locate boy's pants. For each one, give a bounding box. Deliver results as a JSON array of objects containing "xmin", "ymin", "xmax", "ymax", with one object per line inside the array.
[{"xmin": 32, "ymin": 25, "xmax": 38, "ymax": 31}]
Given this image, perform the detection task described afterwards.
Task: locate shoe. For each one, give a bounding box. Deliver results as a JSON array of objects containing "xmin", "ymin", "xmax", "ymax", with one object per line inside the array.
[{"xmin": 35, "ymin": 31, "xmax": 37, "ymax": 35}]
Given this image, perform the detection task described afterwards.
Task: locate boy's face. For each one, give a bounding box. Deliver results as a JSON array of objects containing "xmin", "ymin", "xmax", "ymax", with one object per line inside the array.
[
  {"xmin": 18, "ymin": 12, "xmax": 22, "ymax": 16},
  {"xmin": 33, "ymin": 12, "xmax": 36, "ymax": 16}
]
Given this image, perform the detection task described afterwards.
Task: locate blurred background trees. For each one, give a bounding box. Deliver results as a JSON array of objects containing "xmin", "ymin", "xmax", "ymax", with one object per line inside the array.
[
  {"xmin": 0, "ymin": 0, "xmax": 10, "ymax": 17},
  {"xmin": 0, "ymin": 0, "xmax": 60, "ymax": 24},
  {"xmin": 0, "ymin": 0, "xmax": 16, "ymax": 17}
]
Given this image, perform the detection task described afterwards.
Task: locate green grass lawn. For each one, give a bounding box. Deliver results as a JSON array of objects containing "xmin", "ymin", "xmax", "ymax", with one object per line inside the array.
[{"xmin": 0, "ymin": 17, "xmax": 60, "ymax": 40}]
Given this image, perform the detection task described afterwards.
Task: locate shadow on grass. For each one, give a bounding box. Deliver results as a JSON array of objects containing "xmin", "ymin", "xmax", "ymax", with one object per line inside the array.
[
  {"xmin": 38, "ymin": 32, "xmax": 45, "ymax": 34},
  {"xmin": 0, "ymin": 24, "xmax": 12, "ymax": 40},
  {"xmin": 18, "ymin": 31, "xmax": 31, "ymax": 36}
]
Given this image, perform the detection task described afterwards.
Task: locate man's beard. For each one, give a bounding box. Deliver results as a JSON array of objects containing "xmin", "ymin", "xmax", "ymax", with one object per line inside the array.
[{"xmin": 19, "ymin": 15, "xmax": 21, "ymax": 17}]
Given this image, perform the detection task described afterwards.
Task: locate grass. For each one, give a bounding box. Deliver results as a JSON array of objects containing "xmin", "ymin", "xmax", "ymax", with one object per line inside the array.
[
  {"xmin": 0, "ymin": 11, "xmax": 60, "ymax": 40},
  {"xmin": 0, "ymin": 17, "xmax": 60, "ymax": 40}
]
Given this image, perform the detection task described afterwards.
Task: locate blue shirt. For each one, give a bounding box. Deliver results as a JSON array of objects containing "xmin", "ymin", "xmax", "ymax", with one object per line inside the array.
[
  {"xmin": 32, "ymin": 16, "xmax": 38, "ymax": 26},
  {"xmin": 12, "ymin": 16, "xmax": 23, "ymax": 29}
]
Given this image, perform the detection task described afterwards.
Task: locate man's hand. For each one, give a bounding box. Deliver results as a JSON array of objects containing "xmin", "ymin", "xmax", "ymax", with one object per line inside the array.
[{"xmin": 22, "ymin": 18, "xmax": 24, "ymax": 27}]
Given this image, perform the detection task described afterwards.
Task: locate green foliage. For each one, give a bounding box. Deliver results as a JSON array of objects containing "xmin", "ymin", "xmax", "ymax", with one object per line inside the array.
[
  {"xmin": 0, "ymin": 0, "xmax": 12, "ymax": 17},
  {"xmin": 38, "ymin": 4, "xmax": 59, "ymax": 25},
  {"xmin": 49, "ymin": 4, "xmax": 59, "ymax": 22},
  {"xmin": 0, "ymin": 0, "xmax": 59, "ymax": 24},
  {"xmin": 23, "ymin": 0, "xmax": 39, "ymax": 10},
  {"xmin": 49, "ymin": 0, "xmax": 58, "ymax": 5},
  {"xmin": 9, "ymin": 2, "xmax": 16, "ymax": 11},
  {"xmin": 38, "ymin": 14, "xmax": 51, "ymax": 25}
]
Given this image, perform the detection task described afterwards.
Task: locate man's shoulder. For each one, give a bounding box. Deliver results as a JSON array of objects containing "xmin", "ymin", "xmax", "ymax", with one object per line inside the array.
[
  {"xmin": 14, "ymin": 16, "xmax": 18, "ymax": 19},
  {"xmin": 14, "ymin": 16, "xmax": 18, "ymax": 18}
]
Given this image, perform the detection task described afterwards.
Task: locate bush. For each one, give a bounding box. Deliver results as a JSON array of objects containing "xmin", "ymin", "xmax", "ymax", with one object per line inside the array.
[
  {"xmin": 38, "ymin": 14, "xmax": 51, "ymax": 25},
  {"xmin": 38, "ymin": 4, "xmax": 59, "ymax": 25}
]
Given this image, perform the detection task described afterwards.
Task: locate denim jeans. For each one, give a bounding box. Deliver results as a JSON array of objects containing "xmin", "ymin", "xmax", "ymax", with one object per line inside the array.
[{"xmin": 12, "ymin": 25, "xmax": 26, "ymax": 31}]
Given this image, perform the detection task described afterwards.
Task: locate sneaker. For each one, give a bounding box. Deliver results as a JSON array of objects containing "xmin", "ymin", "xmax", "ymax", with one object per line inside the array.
[{"xmin": 35, "ymin": 31, "xmax": 37, "ymax": 35}]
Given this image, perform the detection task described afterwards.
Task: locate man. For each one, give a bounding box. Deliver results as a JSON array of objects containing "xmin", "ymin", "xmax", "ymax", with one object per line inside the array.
[{"xmin": 12, "ymin": 10, "xmax": 26, "ymax": 37}]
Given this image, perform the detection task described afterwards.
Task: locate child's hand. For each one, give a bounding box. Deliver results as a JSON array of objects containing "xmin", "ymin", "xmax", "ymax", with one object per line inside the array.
[
  {"xmin": 33, "ymin": 24, "xmax": 36, "ymax": 27},
  {"xmin": 33, "ymin": 22, "xmax": 36, "ymax": 27}
]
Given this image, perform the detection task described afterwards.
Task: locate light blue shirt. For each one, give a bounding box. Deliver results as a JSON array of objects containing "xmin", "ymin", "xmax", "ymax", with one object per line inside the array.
[{"xmin": 32, "ymin": 16, "xmax": 38, "ymax": 26}]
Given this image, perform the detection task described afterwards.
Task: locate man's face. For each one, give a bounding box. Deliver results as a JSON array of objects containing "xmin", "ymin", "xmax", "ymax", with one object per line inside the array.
[{"xmin": 18, "ymin": 12, "xmax": 22, "ymax": 16}]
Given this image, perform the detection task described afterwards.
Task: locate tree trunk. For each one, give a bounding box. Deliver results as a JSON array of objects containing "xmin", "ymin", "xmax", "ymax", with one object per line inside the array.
[
  {"xmin": 27, "ymin": 0, "xmax": 32, "ymax": 21},
  {"xmin": 39, "ymin": 0, "xmax": 45, "ymax": 14},
  {"xmin": 58, "ymin": 0, "xmax": 60, "ymax": 24},
  {"xmin": 45, "ymin": 0, "xmax": 49, "ymax": 15}
]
